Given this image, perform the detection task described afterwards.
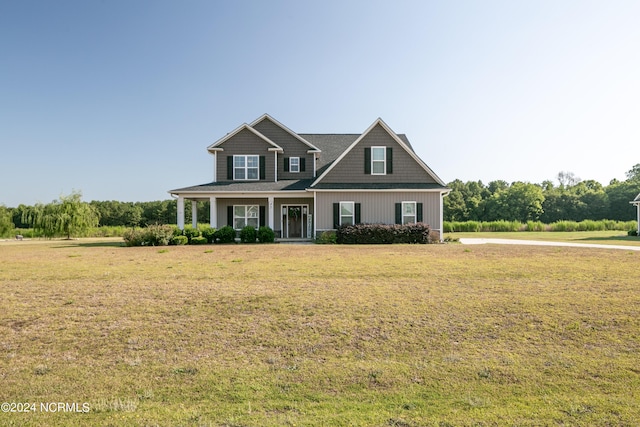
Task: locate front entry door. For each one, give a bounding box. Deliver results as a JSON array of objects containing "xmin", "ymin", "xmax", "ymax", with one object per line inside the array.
[{"xmin": 282, "ymin": 205, "xmax": 308, "ymax": 238}]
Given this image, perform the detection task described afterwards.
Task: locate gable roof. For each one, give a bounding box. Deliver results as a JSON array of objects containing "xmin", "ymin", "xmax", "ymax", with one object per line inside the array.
[
  {"xmin": 206, "ymin": 123, "xmax": 283, "ymax": 152},
  {"xmin": 310, "ymin": 118, "xmax": 446, "ymax": 187},
  {"xmin": 250, "ymin": 114, "xmax": 321, "ymax": 152}
]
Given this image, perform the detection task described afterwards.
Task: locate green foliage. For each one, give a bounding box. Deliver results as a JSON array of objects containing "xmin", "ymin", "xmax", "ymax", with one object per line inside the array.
[
  {"xmin": 239, "ymin": 225, "xmax": 257, "ymax": 243},
  {"xmin": 445, "ymin": 220, "xmax": 636, "ymax": 233},
  {"xmin": 628, "ymin": 230, "xmax": 638, "ymax": 236},
  {"xmin": 170, "ymin": 235, "xmax": 189, "ymax": 245},
  {"xmin": 122, "ymin": 224, "xmax": 173, "ymax": 246},
  {"xmin": 201, "ymin": 227, "xmax": 217, "ymax": 243},
  {"xmin": 257, "ymin": 226, "xmax": 275, "ymax": 243},
  {"xmin": 182, "ymin": 226, "xmax": 201, "ymax": 243},
  {"xmin": 190, "ymin": 236, "xmax": 208, "ymax": 245},
  {"xmin": 0, "ymin": 205, "xmax": 14, "ymax": 237},
  {"xmin": 336, "ymin": 223, "xmax": 432, "ymax": 244},
  {"xmin": 23, "ymin": 191, "xmax": 99, "ymax": 239},
  {"xmin": 316, "ymin": 230, "xmax": 337, "ymax": 244},
  {"xmin": 215, "ymin": 226, "xmax": 236, "ymax": 244}
]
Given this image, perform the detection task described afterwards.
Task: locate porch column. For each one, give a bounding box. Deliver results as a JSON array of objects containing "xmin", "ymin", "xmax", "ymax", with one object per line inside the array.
[
  {"xmin": 177, "ymin": 196, "xmax": 185, "ymax": 230},
  {"xmin": 268, "ymin": 196, "xmax": 274, "ymax": 229},
  {"xmin": 191, "ymin": 201, "xmax": 198, "ymax": 228},
  {"xmin": 210, "ymin": 196, "xmax": 217, "ymax": 228},
  {"xmin": 637, "ymin": 204, "xmax": 640, "ymax": 235}
]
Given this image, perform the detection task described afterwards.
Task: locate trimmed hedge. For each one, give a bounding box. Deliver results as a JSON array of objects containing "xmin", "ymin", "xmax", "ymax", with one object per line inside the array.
[
  {"xmin": 190, "ymin": 236, "xmax": 208, "ymax": 245},
  {"xmin": 215, "ymin": 226, "xmax": 236, "ymax": 244},
  {"xmin": 257, "ymin": 226, "xmax": 275, "ymax": 243},
  {"xmin": 170, "ymin": 235, "xmax": 188, "ymax": 245},
  {"xmin": 201, "ymin": 227, "xmax": 217, "ymax": 243},
  {"xmin": 336, "ymin": 223, "xmax": 433, "ymax": 244},
  {"xmin": 240, "ymin": 226, "xmax": 257, "ymax": 243}
]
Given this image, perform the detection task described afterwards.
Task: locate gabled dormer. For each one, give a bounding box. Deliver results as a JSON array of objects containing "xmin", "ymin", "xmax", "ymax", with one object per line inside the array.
[
  {"xmin": 207, "ymin": 123, "xmax": 282, "ymax": 183},
  {"xmin": 311, "ymin": 118, "xmax": 446, "ymax": 187},
  {"xmin": 250, "ymin": 114, "xmax": 321, "ymax": 179}
]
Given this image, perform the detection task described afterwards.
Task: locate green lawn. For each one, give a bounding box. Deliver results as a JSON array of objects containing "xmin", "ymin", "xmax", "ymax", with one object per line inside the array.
[
  {"xmin": 446, "ymin": 230, "xmax": 640, "ymax": 246},
  {"xmin": 0, "ymin": 239, "xmax": 638, "ymax": 426}
]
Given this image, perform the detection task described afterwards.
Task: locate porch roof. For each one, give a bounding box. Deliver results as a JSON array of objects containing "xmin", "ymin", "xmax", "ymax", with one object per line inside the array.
[
  {"xmin": 310, "ymin": 182, "xmax": 448, "ymax": 190},
  {"xmin": 170, "ymin": 179, "xmax": 314, "ymax": 194}
]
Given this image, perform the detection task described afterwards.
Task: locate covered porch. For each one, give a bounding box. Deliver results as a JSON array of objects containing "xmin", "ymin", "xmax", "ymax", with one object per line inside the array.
[
  {"xmin": 632, "ymin": 192, "xmax": 640, "ymax": 235},
  {"xmin": 174, "ymin": 192, "xmax": 315, "ymax": 239}
]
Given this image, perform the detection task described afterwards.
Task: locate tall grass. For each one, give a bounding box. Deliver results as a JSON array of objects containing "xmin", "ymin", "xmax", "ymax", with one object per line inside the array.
[
  {"xmin": 9, "ymin": 226, "xmax": 128, "ymax": 239},
  {"xmin": 444, "ymin": 219, "xmax": 637, "ymax": 233}
]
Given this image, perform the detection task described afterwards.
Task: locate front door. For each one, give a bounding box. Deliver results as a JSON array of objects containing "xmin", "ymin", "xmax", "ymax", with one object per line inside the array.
[{"xmin": 282, "ymin": 205, "xmax": 308, "ymax": 238}]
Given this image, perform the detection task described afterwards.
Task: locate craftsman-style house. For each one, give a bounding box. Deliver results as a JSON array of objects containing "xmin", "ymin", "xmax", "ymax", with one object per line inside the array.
[{"xmin": 169, "ymin": 114, "xmax": 449, "ymax": 239}]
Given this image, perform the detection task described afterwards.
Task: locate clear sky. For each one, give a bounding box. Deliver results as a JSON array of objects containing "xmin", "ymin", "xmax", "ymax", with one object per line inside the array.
[{"xmin": 2, "ymin": 0, "xmax": 639, "ymax": 207}]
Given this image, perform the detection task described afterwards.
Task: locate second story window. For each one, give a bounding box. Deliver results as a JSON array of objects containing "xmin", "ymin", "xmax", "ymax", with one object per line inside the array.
[
  {"xmin": 371, "ymin": 147, "xmax": 386, "ymax": 174},
  {"xmin": 289, "ymin": 157, "xmax": 300, "ymax": 173},
  {"xmin": 234, "ymin": 155, "xmax": 259, "ymax": 180}
]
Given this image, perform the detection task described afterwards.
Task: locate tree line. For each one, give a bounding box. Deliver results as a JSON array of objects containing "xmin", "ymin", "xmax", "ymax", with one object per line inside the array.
[
  {"xmin": 444, "ymin": 164, "xmax": 640, "ymax": 223},
  {"xmin": 1, "ymin": 164, "xmax": 639, "ymax": 238}
]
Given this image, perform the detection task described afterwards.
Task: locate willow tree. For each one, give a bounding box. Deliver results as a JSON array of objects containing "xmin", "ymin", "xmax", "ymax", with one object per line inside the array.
[
  {"xmin": 25, "ymin": 191, "xmax": 99, "ymax": 239},
  {"xmin": 0, "ymin": 205, "xmax": 13, "ymax": 237}
]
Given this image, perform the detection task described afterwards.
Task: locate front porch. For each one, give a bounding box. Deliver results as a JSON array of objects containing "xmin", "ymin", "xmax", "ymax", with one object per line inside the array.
[{"xmin": 175, "ymin": 194, "xmax": 315, "ymax": 239}]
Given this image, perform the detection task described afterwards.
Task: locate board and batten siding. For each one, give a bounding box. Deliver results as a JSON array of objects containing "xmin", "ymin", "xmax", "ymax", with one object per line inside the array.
[
  {"xmin": 216, "ymin": 128, "xmax": 275, "ymax": 182},
  {"xmin": 320, "ymin": 124, "xmax": 437, "ymax": 184},
  {"xmin": 315, "ymin": 191, "xmax": 443, "ymax": 233}
]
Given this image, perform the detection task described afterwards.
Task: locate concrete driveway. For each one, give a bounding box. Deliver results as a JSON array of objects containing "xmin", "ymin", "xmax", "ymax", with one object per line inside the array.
[{"xmin": 459, "ymin": 238, "xmax": 640, "ymax": 251}]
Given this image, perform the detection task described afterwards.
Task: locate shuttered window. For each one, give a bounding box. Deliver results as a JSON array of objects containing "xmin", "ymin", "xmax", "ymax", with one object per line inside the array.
[
  {"xmin": 365, "ymin": 147, "xmax": 392, "ymax": 175},
  {"xmin": 395, "ymin": 202, "xmax": 423, "ymax": 224},
  {"xmin": 229, "ymin": 155, "xmax": 265, "ymax": 180},
  {"xmin": 233, "ymin": 205, "xmax": 259, "ymax": 229},
  {"xmin": 333, "ymin": 202, "xmax": 361, "ymax": 228}
]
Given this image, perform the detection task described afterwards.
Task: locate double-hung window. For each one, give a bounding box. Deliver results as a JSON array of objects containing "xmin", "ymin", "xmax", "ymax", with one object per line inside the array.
[
  {"xmin": 402, "ymin": 201, "xmax": 417, "ymax": 224},
  {"xmin": 289, "ymin": 157, "xmax": 300, "ymax": 173},
  {"xmin": 234, "ymin": 205, "xmax": 259, "ymax": 229},
  {"xmin": 340, "ymin": 202, "xmax": 355, "ymax": 226},
  {"xmin": 371, "ymin": 146, "xmax": 386, "ymax": 175},
  {"xmin": 234, "ymin": 155, "xmax": 259, "ymax": 180}
]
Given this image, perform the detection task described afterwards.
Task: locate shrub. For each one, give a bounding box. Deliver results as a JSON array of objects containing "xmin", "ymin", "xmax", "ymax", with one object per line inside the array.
[
  {"xmin": 143, "ymin": 224, "xmax": 173, "ymax": 246},
  {"xmin": 257, "ymin": 226, "xmax": 275, "ymax": 243},
  {"xmin": 336, "ymin": 223, "xmax": 432, "ymax": 244},
  {"xmin": 190, "ymin": 236, "xmax": 208, "ymax": 245},
  {"xmin": 629, "ymin": 229, "xmax": 638, "ymax": 236},
  {"xmin": 122, "ymin": 224, "xmax": 173, "ymax": 246},
  {"xmin": 182, "ymin": 226, "xmax": 201, "ymax": 243},
  {"xmin": 171, "ymin": 225, "xmax": 182, "ymax": 237},
  {"xmin": 123, "ymin": 228, "xmax": 145, "ymax": 247},
  {"xmin": 215, "ymin": 226, "xmax": 236, "ymax": 244},
  {"xmin": 170, "ymin": 235, "xmax": 188, "ymax": 245},
  {"xmin": 240, "ymin": 226, "xmax": 257, "ymax": 243},
  {"xmin": 201, "ymin": 227, "xmax": 217, "ymax": 243},
  {"xmin": 316, "ymin": 230, "xmax": 337, "ymax": 244}
]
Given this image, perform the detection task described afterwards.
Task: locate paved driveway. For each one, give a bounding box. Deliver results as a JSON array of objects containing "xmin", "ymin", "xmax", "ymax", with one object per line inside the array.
[{"xmin": 459, "ymin": 238, "xmax": 640, "ymax": 251}]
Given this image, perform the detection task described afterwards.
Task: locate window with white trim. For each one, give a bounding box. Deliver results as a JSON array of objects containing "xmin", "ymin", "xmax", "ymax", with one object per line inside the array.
[
  {"xmin": 234, "ymin": 155, "xmax": 259, "ymax": 180},
  {"xmin": 340, "ymin": 201, "xmax": 355, "ymax": 226},
  {"xmin": 289, "ymin": 157, "xmax": 300, "ymax": 173},
  {"xmin": 402, "ymin": 201, "xmax": 417, "ymax": 224},
  {"xmin": 371, "ymin": 146, "xmax": 386, "ymax": 174},
  {"xmin": 234, "ymin": 205, "xmax": 259, "ymax": 229}
]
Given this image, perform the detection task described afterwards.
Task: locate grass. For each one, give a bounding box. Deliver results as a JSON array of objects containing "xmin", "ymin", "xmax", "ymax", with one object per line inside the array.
[
  {"xmin": 0, "ymin": 239, "xmax": 639, "ymax": 426},
  {"xmin": 446, "ymin": 230, "xmax": 640, "ymax": 246}
]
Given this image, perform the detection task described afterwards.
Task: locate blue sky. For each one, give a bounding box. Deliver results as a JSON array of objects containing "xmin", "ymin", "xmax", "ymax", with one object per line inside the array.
[{"xmin": 2, "ymin": 0, "xmax": 639, "ymax": 206}]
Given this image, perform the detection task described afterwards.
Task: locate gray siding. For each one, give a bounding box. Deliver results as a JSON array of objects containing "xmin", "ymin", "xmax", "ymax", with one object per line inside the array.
[
  {"xmin": 320, "ymin": 124, "xmax": 437, "ymax": 184},
  {"xmin": 216, "ymin": 128, "xmax": 276, "ymax": 182},
  {"xmin": 252, "ymin": 118, "xmax": 315, "ymax": 180},
  {"xmin": 216, "ymin": 197, "xmax": 314, "ymax": 235},
  {"xmin": 315, "ymin": 191, "xmax": 442, "ymax": 232}
]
